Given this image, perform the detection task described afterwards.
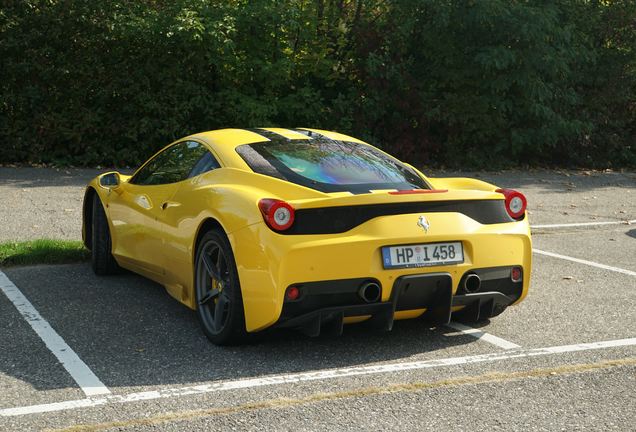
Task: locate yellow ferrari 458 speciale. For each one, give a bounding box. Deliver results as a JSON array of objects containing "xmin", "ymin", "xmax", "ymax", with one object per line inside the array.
[{"xmin": 83, "ymin": 128, "xmax": 531, "ymax": 344}]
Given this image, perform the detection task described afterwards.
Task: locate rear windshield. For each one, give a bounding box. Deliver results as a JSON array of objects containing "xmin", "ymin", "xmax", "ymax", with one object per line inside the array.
[{"xmin": 236, "ymin": 139, "xmax": 429, "ymax": 193}]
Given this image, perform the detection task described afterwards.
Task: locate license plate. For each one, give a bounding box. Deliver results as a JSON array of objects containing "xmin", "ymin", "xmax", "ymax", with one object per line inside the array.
[{"xmin": 381, "ymin": 242, "xmax": 464, "ymax": 269}]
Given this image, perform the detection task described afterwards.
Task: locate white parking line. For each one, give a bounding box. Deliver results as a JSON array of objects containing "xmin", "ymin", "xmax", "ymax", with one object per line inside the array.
[
  {"xmin": 445, "ymin": 322, "xmax": 521, "ymax": 350},
  {"xmin": 533, "ymin": 249, "xmax": 636, "ymax": 277},
  {"xmin": 531, "ymin": 220, "xmax": 636, "ymax": 229},
  {"xmin": 1, "ymin": 337, "xmax": 634, "ymax": 417},
  {"xmin": 0, "ymin": 271, "xmax": 110, "ymax": 397}
]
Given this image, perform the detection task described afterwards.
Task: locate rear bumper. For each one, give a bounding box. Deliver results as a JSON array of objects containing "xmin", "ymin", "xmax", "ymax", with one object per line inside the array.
[
  {"xmin": 452, "ymin": 292, "xmax": 514, "ymax": 322},
  {"xmin": 232, "ymin": 212, "xmax": 531, "ymax": 332},
  {"xmin": 275, "ymin": 267, "xmax": 522, "ymax": 336}
]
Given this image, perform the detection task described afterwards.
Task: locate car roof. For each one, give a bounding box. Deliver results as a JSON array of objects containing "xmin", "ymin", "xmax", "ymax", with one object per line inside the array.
[{"xmin": 185, "ymin": 128, "xmax": 367, "ymax": 170}]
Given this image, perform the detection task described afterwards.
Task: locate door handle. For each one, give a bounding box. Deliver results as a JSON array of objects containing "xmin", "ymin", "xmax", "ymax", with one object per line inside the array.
[{"xmin": 161, "ymin": 201, "xmax": 180, "ymax": 210}]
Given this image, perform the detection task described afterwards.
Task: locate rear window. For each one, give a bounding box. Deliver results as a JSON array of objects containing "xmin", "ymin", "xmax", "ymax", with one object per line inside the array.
[{"xmin": 236, "ymin": 139, "xmax": 429, "ymax": 193}]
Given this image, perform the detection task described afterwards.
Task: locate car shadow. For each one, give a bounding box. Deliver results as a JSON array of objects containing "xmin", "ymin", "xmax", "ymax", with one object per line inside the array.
[{"xmin": 1, "ymin": 263, "xmax": 486, "ymax": 393}]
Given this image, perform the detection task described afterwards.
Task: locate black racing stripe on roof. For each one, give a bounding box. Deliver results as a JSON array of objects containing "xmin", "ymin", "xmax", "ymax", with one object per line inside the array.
[
  {"xmin": 248, "ymin": 128, "xmax": 283, "ymax": 141},
  {"xmin": 243, "ymin": 128, "xmax": 331, "ymax": 142},
  {"xmin": 244, "ymin": 128, "xmax": 307, "ymax": 141},
  {"xmin": 292, "ymin": 128, "xmax": 325, "ymax": 139},
  {"xmin": 239, "ymin": 128, "xmax": 271, "ymax": 142}
]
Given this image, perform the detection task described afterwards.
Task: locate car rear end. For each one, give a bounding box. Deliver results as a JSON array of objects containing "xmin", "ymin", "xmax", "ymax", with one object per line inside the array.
[
  {"xmin": 241, "ymin": 190, "xmax": 530, "ymax": 335},
  {"xmin": 227, "ymin": 129, "xmax": 531, "ymax": 334}
]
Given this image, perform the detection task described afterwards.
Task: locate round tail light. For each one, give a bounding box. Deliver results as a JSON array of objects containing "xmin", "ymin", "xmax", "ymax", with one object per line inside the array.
[
  {"xmin": 258, "ymin": 199, "xmax": 295, "ymax": 231},
  {"xmin": 496, "ymin": 188, "xmax": 527, "ymax": 219}
]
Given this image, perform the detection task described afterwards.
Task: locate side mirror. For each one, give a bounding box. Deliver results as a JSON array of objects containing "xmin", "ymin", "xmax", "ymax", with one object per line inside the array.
[{"xmin": 99, "ymin": 172, "xmax": 121, "ymax": 190}]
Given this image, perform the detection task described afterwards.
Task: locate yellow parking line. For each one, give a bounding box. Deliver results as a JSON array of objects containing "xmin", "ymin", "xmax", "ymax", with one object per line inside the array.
[{"xmin": 51, "ymin": 358, "xmax": 636, "ymax": 432}]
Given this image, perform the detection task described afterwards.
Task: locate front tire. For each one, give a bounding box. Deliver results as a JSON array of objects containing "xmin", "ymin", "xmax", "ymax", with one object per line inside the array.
[
  {"xmin": 195, "ymin": 229, "xmax": 246, "ymax": 345},
  {"xmin": 91, "ymin": 195, "xmax": 119, "ymax": 275}
]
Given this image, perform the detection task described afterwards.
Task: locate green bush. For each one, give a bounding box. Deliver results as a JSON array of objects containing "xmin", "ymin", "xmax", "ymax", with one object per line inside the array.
[{"xmin": 0, "ymin": 0, "xmax": 634, "ymax": 168}]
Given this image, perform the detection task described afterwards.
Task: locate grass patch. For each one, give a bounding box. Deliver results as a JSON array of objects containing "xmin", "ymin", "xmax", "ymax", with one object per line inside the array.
[{"xmin": 0, "ymin": 239, "xmax": 90, "ymax": 267}]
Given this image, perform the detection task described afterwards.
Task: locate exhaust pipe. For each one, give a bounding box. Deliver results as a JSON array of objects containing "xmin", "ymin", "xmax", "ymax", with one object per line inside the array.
[
  {"xmin": 463, "ymin": 274, "xmax": 481, "ymax": 294},
  {"xmin": 358, "ymin": 281, "xmax": 381, "ymax": 303}
]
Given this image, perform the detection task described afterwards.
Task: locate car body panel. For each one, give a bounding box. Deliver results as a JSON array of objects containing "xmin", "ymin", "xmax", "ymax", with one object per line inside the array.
[
  {"xmin": 232, "ymin": 212, "xmax": 531, "ymax": 331},
  {"xmin": 83, "ymin": 128, "xmax": 532, "ymax": 334}
]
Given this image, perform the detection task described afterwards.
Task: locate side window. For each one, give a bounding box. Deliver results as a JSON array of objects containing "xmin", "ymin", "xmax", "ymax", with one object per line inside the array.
[
  {"xmin": 189, "ymin": 151, "xmax": 221, "ymax": 178},
  {"xmin": 130, "ymin": 141, "xmax": 218, "ymax": 185}
]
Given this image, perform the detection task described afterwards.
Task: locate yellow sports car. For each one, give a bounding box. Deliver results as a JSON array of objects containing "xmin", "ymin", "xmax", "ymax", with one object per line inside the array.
[{"xmin": 83, "ymin": 128, "xmax": 531, "ymax": 344}]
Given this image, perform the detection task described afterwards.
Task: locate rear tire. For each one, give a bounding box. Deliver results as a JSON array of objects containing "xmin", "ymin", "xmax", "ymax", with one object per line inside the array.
[
  {"xmin": 91, "ymin": 195, "xmax": 119, "ymax": 275},
  {"xmin": 195, "ymin": 229, "xmax": 247, "ymax": 345}
]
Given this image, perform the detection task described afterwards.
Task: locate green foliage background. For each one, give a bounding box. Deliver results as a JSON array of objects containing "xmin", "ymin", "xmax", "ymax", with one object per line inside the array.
[{"xmin": 0, "ymin": 0, "xmax": 634, "ymax": 168}]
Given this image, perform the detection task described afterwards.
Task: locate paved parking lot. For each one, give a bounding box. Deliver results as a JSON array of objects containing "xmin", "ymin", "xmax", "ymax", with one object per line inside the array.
[{"xmin": 0, "ymin": 168, "xmax": 634, "ymax": 431}]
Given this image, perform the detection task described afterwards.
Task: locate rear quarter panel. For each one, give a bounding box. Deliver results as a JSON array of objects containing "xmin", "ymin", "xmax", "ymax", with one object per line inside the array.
[{"xmin": 427, "ymin": 177, "xmax": 499, "ymax": 192}]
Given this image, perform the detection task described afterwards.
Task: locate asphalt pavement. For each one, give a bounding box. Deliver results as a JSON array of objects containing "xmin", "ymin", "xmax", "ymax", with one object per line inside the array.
[{"xmin": 0, "ymin": 167, "xmax": 634, "ymax": 431}]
